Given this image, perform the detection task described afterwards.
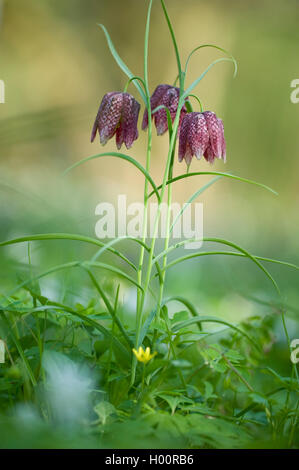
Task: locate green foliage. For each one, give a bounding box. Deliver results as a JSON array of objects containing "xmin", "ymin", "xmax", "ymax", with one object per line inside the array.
[
  {"xmin": 0, "ymin": 286, "xmax": 298, "ymax": 448},
  {"xmin": 0, "ymin": 0, "xmax": 298, "ymax": 450}
]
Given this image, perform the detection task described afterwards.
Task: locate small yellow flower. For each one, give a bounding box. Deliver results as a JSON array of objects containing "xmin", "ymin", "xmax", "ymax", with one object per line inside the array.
[{"xmin": 132, "ymin": 346, "xmax": 157, "ymax": 364}]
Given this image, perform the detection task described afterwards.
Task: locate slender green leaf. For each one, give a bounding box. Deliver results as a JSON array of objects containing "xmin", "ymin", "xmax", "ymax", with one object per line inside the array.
[
  {"xmin": 183, "ymin": 57, "xmax": 237, "ymax": 98},
  {"xmin": 0, "ymin": 310, "xmax": 37, "ymax": 386},
  {"xmin": 172, "ymin": 315, "xmax": 260, "ymax": 351},
  {"xmin": 98, "ymin": 24, "xmax": 146, "ymax": 104},
  {"xmin": 139, "ymin": 307, "xmax": 158, "ymax": 345},
  {"xmin": 160, "ymin": 251, "xmax": 299, "ymax": 274},
  {"xmin": 0, "ymin": 232, "xmax": 135, "ymax": 271},
  {"xmin": 153, "ymin": 237, "xmax": 280, "ymax": 296},
  {"xmin": 84, "ymin": 267, "xmax": 133, "ymax": 348},
  {"xmin": 160, "ymin": 0, "xmax": 182, "ymax": 89},
  {"xmin": 185, "ymin": 44, "xmax": 237, "ymax": 77},
  {"xmin": 144, "ymin": 0, "xmax": 153, "ymax": 93},
  {"xmin": 149, "ymin": 171, "xmax": 277, "ymax": 198},
  {"xmin": 7, "ymin": 260, "xmax": 143, "ymax": 298},
  {"xmin": 63, "ymin": 152, "xmax": 160, "ymax": 202},
  {"xmin": 164, "ymin": 296, "xmax": 201, "ymax": 330},
  {"xmin": 170, "ymin": 176, "xmax": 222, "ymax": 234},
  {"xmin": 90, "ymin": 236, "xmax": 163, "ymax": 285},
  {"xmin": 163, "ymin": 296, "xmax": 198, "ymax": 318}
]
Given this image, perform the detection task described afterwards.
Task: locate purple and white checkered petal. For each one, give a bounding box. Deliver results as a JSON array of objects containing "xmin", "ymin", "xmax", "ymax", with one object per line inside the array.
[
  {"xmin": 203, "ymin": 111, "xmax": 222, "ymax": 159},
  {"xmin": 98, "ymin": 92, "xmax": 123, "ymax": 146},
  {"xmin": 142, "ymin": 84, "xmax": 171, "ymax": 131},
  {"xmin": 178, "ymin": 113, "xmax": 193, "ymax": 162},
  {"xmin": 184, "ymin": 143, "xmax": 193, "ymax": 166},
  {"xmin": 189, "ymin": 113, "xmax": 209, "ymax": 159},
  {"xmin": 115, "ymin": 123, "xmax": 124, "ymax": 150},
  {"xmin": 203, "ymin": 142, "xmax": 216, "ymax": 164},
  {"xmin": 154, "ymin": 87, "xmax": 176, "ymax": 135},
  {"xmin": 217, "ymin": 118, "xmax": 226, "ymax": 162},
  {"xmin": 166, "ymin": 87, "xmax": 180, "ymax": 118},
  {"xmin": 90, "ymin": 92, "xmax": 118, "ymax": 142},
  {"xmin": 122, "ymin": 93, "xmax": 140, "ymax": 149}
]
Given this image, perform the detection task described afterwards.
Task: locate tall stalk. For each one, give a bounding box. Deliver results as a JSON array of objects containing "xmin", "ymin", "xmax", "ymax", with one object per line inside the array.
[
  {"xmin": 132, "ymin": 101, "xmax": 184, "ymax": 384},
  {"xmin": 134, "ymin": 0, "xmax": 154, "ymax": 382},
  {"xmin": 132, "ymin": 0, "xmax": 186, "ymax": 385}
]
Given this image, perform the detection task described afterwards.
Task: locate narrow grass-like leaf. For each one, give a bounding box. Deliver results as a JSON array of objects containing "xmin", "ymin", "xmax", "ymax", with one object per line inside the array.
[
  {"xmin": 98, "ymin": 24, "xmax": 147, "ymax": 104},
  {"xmin": 183, "ymin": 57, "xmax": 237, "ymax": 98},
  {"xmin": 0, "ymin": 310, "xmax": 37, "ymax": 386},
  {"xmin": 144, "ymin": 0, "xmax": 153, "ymax": 93},
  {"xmin": 63, "ymin": 152, "xmax": 160, "ymax": 202},
  {"xmin": 149, "ymin": 171, "xmax": 277, "ymax": 198},
  {"xmin": 170, "ymin": 176, "xmax": 222, "ymax": 234},
  {"xmin": 160, "ymin": 0, "xmax": 182, "ymax": 89},
  {"xmin": 163, "ymin": 296, "xmax": 201, "ymax": 330},
  {"xmin": 84, "ymin": 267, "xmax": 133, "ymax": 348},
  {"xmin": 87, "ymin": 261, "xmax": 144, "ymax": 291},
  {"xmin": 160, "ymin": 251, "xmax": 299, "ymax": 274},
  {"xmin": 185, "ymin": 44, "xmax": 237, "ymax": 77},
  {"xmin": 139, "ymin": 307, "xmax": 158, "ymax": 346},
  {"xmin": 163, "ymin": 296, "xmax": 198, "ymax": 318},
  {"xmin": 172, "ymin": 315, "xmax": 260, "ymax": 351},
  {"xmin": 7, "ymin": 260, "xmax": 143, "ymax": 298},
  {"xmin": 153, "ymin": 237, "xmax": 280, "ymax": 296},
  {"xmin": 91, "ymin": 236, "xmax": 147, "ymax": 263},
  {"xmin": 0, "ymin": 232, "xmax": 135, "ymax": 271},
  {"xmin": 90, "ymin": 236, "xmax": 163, "ymax": 285}
]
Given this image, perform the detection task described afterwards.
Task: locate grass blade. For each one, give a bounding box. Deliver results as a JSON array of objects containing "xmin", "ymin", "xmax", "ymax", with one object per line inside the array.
[
  {"xmin": 7, "ymin": 260, "xmax": 143, "ymax": 298},
  {"xmin": 0, "ymin": 310, "xmax": 37, "ymax": 386},
  {"xmin": 172, "ymin": 315, "xmax": 260, "ymax": 351},
  {"xmin": 153, "ymin": 237, "xmax": 280, "ymax": 295},
  {"xmin": 183, "ymin": 57, "xmax": 237, "ymax": 98},
  {"xmin": 160, "ymin": 251, "xmax": 299, "ymax": 274},
  {"xmin": 170, "ymin": 176, "xmax": 222, "ymax": 234},
  {"xmin": 160, "ymin": 0, "xmax": 182, "ymax": 88},
  {"xmin": 98, "ymin": 24, "xmax": 147, "ymax": 104},
  {"xmin": 63, "ymin": 152, "xmax": 160, "ymax": 202},
  {"xmin": 185, "ymin": 44, "xmax": 237, "ymax": 77},
  {"xmin": 149, "ymin": 171, "xmax": 278, "ymax": 198},
  {"xmin": 0, "ymin": 232, "xmax": 136, "ymax": 271},
  {"xmin": 84, "ymin": 267, "xmax": 133, "ymax": 348}
]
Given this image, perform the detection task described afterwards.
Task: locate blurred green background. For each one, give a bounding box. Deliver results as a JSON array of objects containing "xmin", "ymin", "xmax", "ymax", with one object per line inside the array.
[{"xmin": 0, "ymin": 0, "xmax": 298, "ymax": 333}]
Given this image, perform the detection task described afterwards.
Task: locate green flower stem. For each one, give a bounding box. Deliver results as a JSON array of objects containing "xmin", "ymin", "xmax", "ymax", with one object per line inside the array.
[
  {"xmin": 134, "ymin": 0, "xmax": 154, "ymax": 380},
  {"xmin": 142, "ymin": 363, "xmax": 146, "ymax": 393},
  {"xmin": 187, "ymin": 94, "xmax": 203, "ymax": 112},
  {"xmin": 153, "ymin": 139, "xmax": 175, "ymax": 346},
  {"xmin": 133, "ymin": 0, "xmax": 185, "ymax": 386},
  {"xmin": 136, "ymin": 98, "xmax": 152, "ymax": 328},
  {"xmin": 123, "ymin": 76, "xmax": 147, "ymax": 94},
  {"xmin": 132, "ymin": 101, "xmax": 185, "ymax": 386}
]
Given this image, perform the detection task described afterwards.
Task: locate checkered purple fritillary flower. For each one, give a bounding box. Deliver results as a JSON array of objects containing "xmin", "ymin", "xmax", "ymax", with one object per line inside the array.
[
  {"xmin": 142, "ymin": 84, "xmax": 187, "ymax": 136},
  {"xmin": 178, "ymin": 111, "xmax": 226, "ymax": 165},
  {"xmin": 91, "ymin": 92, "xmax": 140, "ymax": 150}
]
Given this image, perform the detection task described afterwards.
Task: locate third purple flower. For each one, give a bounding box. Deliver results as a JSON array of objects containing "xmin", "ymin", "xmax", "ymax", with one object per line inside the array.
[{"xmin": 178, "ymin": 111, "xmax": 226, "ymax": 165}]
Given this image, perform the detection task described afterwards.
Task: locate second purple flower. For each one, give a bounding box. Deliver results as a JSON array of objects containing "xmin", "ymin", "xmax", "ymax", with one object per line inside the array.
[{"xmin": 142, "ymin": 84, "xmax": 187, "ymax": 136}]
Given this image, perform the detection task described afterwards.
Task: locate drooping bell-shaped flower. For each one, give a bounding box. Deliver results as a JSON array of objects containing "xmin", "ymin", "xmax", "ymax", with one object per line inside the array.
[
  {"xmin": 178, "ymin": 111, "xmax": 226, "ymax": 165},
  {"xmin": 91, "ymin": 91, "xmax": 140, "ymax": 150},
  {"xmin": 142, "ymin": 84, "xmax": 187, "ymax": 136}
]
